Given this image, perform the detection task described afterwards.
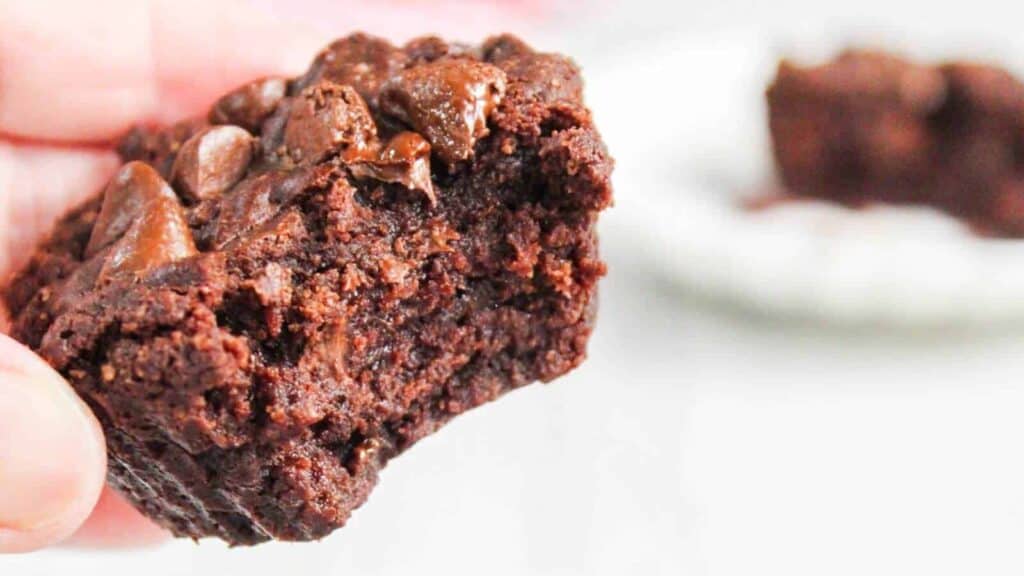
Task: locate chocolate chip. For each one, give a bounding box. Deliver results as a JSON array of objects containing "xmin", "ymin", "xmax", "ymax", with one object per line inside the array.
[
  {"xmin": 171, "ymin": 126, "xmax": 254, "ymax": 202},
  {"xmin": 403, "ymin": 36, "xmax": 472, "ymax": 64},
  {"xmin": 259, "ymin": 98, "xmax": 293, "ymax": 161},
  {"xmin": 403, "ymin": 36, "xmax": 451, "ymax": 63},
  {"xmin": 212, "ymin": 173, "xmax": 279, "ymax": 247},
  {"xmin": 221, "ymin": 208, "xmax": 306, "ymax": 254},
  {"xmin": 87, "ymin": 162, "xmax": 182, "ymax": 256},
  {"xmin": 284, "ymin": 82, "xmax": 377, "ymax": 164},
  {"xmin": 294, "ymin": 33, "xmax": 407, "ymax": 108},
  {"xmin": 209, "ymin": 77, "xmax": 288, "ymax": 133},
  {"xmin": 52, "ymin": 256, "xmax": 104, "ymax": 314},
  {"xmin": 348, "ymin": 132, "xmax": 435, "ymax": 204},
  {"xmin": 212, "ymin": 167, "xmax": 317, "ymax": 248},
  {"xmin": 481, "ymin": 35, "xmax": 534, "ymax": 63},
  {"xmin": 488, "ymin": 52, "xmax": 587, "ymax": 136},
  {"xmin": 497, "ymin": 53, "xmax": 584, "ymax": 112},
  {"xmin": 116, "ymin": 119, "xmax": 209, "ymax": 178},
  {"xmin": 380, "ymin": 59, "xmax": 506, "ymax": 165},
  {"xmin": 99, "ymin": 204, "xmax": 197, "ymax": 281},
  {"xmin": 89, "ymin": 162, "xmax": 197, "ymax": 281}
]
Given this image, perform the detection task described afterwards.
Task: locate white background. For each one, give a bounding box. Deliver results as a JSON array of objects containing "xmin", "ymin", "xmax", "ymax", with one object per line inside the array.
[{"xmin": 7, "ymin": 1, "xmax": 1024, "ymax": 574}]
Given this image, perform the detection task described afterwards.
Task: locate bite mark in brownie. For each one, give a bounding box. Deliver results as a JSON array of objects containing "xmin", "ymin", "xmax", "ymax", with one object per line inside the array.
[
  {"xmin": 3, "ymin": 33, "xmax": 612, "ymax": 545},
  {"xmin": 767, "ymin": 49, "xmax": 1024, "ymax": 235}
]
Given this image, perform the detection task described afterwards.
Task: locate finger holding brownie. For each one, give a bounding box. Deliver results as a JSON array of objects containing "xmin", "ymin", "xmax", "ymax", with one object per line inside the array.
[{"xmin": 0, "ymin": 0, "xmax": 330, "ymax": 553}]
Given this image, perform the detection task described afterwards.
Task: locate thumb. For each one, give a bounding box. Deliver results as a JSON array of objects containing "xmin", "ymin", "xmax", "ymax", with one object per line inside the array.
[{"xmin": 0, "ymin": 334, "xmax": 106, "ymax": 553}]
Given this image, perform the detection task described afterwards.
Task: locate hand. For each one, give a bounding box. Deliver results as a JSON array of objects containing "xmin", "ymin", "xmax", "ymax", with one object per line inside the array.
[{"xmin": 0, "ymin": 0, "xmax": 330, "ymax": 553}]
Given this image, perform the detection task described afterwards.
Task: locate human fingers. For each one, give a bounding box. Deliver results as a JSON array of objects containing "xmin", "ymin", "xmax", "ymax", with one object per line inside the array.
[
  {"xmin": 63, "ymin": 487, "xmax": 169, "ymax": 548},
  {"xmin": 0, "ymin": 141, "xmax": 118, "ymax": 277},
  {"xmin": 0, "ymin": 0, "xmax": 323, "ymax": 143},
  {"xmin": 0, "ymin": 334, "xmax": 106, "ymax": 554},
  {"xmin": 0, "ymin": 0, "xmax": 559, "ymax": 144}
]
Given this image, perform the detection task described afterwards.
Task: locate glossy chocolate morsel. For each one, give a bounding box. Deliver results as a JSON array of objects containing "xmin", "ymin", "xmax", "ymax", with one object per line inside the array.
[
  {"xmin": 380, "ymin": 59, "xmax": 506, "ymax": 165},
  {"xmin": 116, "ymin": 119, "xmax": 209, "ymax": 179},
  {"xmin": 209, "ymin": 77, "xmax": 288, "ymax": 133},
  {"xmin": 480, "ymin": 34, "xmax": 534, "ymax": 63},
  {"xmin": 87, "ymin": 162, "xmax": 197, "ymax": 281},
  {"xmin": 211, "ymin": 173, "xmax": 278, "ymax": 248},
  {"xmin": 171, "ymin": 126, "xmax": 255, "ymax": 202},
  {"xmin": 294, "ymin": 33, "xmax": 407, "ymax": 108},
  {"xmin": 99, "ymin": 200, "xmax": 197, "ymax": 281},
  {"xmin": 87, "ymin": 162, "xmax": 184, "ymax": 256},
  {"xmin": 402, "ymin": 36, "xmax": 472, "ymax": 64},
  {"xmin": 284, "ymin": 82, "xmax": 377, "ymax": 163},
  {"xmin": 211, "ymin": 167, "xmax": 319, "ymax": 248},
  {"xmin": 347, "ymin": 131, "xmax": 435, "ymax": 204},
  {"xmin": 258, "ymin": 98, "xmax": 293, "ymax": 161},
  {"xmin": 496, "ymin": 52, "xmax": 584, "ymax": 112}
]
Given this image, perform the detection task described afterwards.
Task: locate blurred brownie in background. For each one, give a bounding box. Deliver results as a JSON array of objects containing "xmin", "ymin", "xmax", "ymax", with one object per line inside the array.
[{"xmin": 767, "ymin": 49, "xmax": 1024, "ymax": 236}]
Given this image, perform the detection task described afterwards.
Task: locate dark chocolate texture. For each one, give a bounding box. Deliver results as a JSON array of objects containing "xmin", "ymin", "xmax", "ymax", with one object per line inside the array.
[{"xmin": 3, "ymin": 33, "xmax": 612, "ymax": 544}]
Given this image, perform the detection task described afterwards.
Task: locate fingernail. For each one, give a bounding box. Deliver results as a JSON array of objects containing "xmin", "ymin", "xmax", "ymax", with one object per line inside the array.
[{"xmin": 0, "ymin": 337, "xmax": 105, "ymax": 553}]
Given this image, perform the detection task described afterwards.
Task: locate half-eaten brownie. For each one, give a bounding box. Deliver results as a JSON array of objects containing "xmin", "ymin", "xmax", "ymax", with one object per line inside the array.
[{"xmin": 2, "ymin": 33, "xmax": 612, "ymax": 545}]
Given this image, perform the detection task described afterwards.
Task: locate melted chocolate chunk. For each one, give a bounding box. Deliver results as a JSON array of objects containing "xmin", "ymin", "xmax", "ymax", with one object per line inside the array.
[
  {"xmin": 88, "ymin": 162, "xmax": 184, "ymax": 255},
  {"xmin": 209, "ymin": 77, "xmax": 288, "ymax": 133},
  {"xmin": 294, "ymin": 33, "xmax": 407, "ymax": 108},
  {"xmin": 171, "ymin": 126, "xmax": 254, "ymax": 202},
  {"xmin": 380, "ymin": 59, "xmax": 506, "ymax": 165},
  {"xmin": 99, "ymin": 199, "xmax": 196, "ymax": 281},
  {"xmin": 117, "ymin": 119, "xmax": 209, "ymax": 178},
  {"xmin": 348, "ymin": 131, "xmax": 435, "ymax": 204},
  {"xmin": 258, "ymin": 98, "xmax": 293, "ymax": 161},
  {"xmin": 210, "ymin": 167, "xmax": 319, "ymax": 248},
  {"xmin": 490, "ymin": 51, "xmax": 588, "ymax": 137},
  {"xmin": 284, "ymin": 82, "xmax": 377, "ymax": 163},
  {"xmin": 481, "ymin": 34, "xmax": 534, "ymax": 63},
  {"xmin": 498, "ymin": 53, "xmax": 583, "ymax": 111},
  {"xmin": 88, "ymin": 162, "xmax": 197, "ymax": 280},
  {"xmin": 402, "ymin": 36, "xmax": 472, "ymax": 64}
]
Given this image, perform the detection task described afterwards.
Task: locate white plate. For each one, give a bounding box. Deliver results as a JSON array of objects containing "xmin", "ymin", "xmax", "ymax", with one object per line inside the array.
[{"xmin": 587, "ymin": 30, "xmax": 1024, "ymax": 326}]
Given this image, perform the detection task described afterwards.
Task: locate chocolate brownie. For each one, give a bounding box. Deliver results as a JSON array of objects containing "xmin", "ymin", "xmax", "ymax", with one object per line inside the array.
[
  {"xmin": 767, "ymin": 49, "xmax": 1024, "ymax": 235},
  {"xmin": 3, "ymin": 33, "xmax": 612, "ymax": 544}
]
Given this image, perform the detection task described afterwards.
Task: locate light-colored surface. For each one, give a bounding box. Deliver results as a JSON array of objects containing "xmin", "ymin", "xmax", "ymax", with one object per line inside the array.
[{"xmin": 8, "ymin": 1, "xmax": 1024, "ymax": 574}]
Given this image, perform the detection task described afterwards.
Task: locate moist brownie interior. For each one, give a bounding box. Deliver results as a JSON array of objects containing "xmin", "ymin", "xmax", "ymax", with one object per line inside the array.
[
  {"xmin": 3, "ymin": 33, "xmax": 612, "ymax": 544},
  {"xmin": 767, "ymin": 49, "xmax": 1024, "ymax": 236}
]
